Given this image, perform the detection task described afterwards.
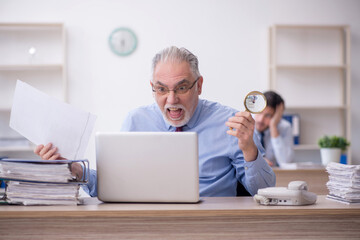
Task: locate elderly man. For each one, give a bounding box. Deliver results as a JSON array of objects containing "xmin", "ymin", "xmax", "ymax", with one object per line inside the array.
[{"xmin": 35, "ymin": 46, "xmax": 275, "ymax": 197}]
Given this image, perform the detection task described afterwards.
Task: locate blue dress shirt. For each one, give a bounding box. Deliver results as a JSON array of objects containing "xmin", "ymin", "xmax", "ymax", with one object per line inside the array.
[
  {"xmin": 83, "ymin": 99, "xmax": 276, "ymax": 197},
  {"xmin": 255, "ymin": 119, "xmax": 294, "ymax": 167}
]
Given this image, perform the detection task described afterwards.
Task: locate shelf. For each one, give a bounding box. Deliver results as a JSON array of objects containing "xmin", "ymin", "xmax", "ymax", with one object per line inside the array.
[
  {"xmin": 0, "ymin": 23, "xmax": 63, "ymax": 28},
  {"xmin": 0, "ymin": 146, "xmax": 34, "ymax": 152},
  {"xmin": 271, "ymin": 65, "xmax": 347, "ymax": 70},
  {"xmin": 0, "ymin": 23, "xmax": 66, "ymax": 159},
  {"xmin": 286, "ymin": 106, "xmax": 348, "ymax": 111},
  {"xmin": 0, "ymin": 64, "xmax": 63, "ymax": 71},
  {"xmin": 293, "ymin": 145, "xmax": 319, "ymax": 151},
  {"xmin": 269, "ymin": 25, "xmax": 351, "ymax": 163},
  {"xmin": 274, "ymin": 25, "xmax": 348, "ymax": 30}
]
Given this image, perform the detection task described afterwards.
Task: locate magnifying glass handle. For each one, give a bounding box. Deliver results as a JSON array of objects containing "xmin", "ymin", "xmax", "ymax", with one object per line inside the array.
[{"xmin": 229, "ymin": 109, "xmax": 250, "ymax": 130}]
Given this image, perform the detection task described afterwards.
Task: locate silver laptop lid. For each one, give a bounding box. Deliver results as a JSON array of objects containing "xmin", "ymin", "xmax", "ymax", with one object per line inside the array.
[{"xmin": 96, "ymin": 132, "xmax": 199, "ymax": 203}]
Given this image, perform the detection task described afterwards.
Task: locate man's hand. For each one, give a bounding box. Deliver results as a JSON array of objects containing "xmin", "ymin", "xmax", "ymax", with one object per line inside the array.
[
  {"xmin": 269, "ymin": 103, "xmax": 284, "ymax": 138},
  {"xmin": 34, "ymin": 143, "xmax": 65, "ymax": 160},
  {"xmin": 264, "ymin": 157, "xmax": 274, "ymax": 167},
  {"xmin": 226, "ymin": 111, "xmax": 258, "ymax": 162},
  {"xmin": 34, "ymin": 143, "xmax": 83, "ymax": 181}
]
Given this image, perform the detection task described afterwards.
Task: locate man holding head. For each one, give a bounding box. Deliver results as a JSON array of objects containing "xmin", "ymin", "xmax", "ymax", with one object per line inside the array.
[
  {"xmin": 35, "ymin": 46, "xmax": 275, "ymax": 197},
  {"xmin": 254, "ymin": 91, "xmax": 294, "ymax": 167}
]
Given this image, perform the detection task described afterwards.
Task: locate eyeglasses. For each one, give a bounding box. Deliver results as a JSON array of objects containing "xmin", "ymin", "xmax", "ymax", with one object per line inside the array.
[{"xmin": 152, "ymin": 78, "xmax": 199, "ymax": 95}]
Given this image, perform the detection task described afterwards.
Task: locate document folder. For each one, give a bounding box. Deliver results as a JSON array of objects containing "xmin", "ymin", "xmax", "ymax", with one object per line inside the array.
[
  {"xmin": 0, "ymin": 158, "xmax": 89, "ymax": 184},
  {"xmin": 0, "ymin": 158, "xmax": 90, "ymax": 184},
  {"xmin": 0, "ymin": 159, "xmax": 90, "ymax": 205}
]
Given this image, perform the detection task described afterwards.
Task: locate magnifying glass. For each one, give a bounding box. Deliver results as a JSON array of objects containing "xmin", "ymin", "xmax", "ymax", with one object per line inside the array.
[
  {"xmin": 230, "ymin": 91, "xmax": 267, "ymax": 130},
  {"xmin": 244, "ymin": 91, "xmax": 267, "ymax": 114}
]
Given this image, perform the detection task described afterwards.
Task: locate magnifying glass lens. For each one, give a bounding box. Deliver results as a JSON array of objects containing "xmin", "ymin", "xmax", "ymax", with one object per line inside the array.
[{"xmin": 244, "ymin": 91, "xmax": 267, "ymax": 114}]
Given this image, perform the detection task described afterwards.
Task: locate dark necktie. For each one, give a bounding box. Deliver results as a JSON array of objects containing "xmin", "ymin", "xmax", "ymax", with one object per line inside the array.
[
  {"xmin": 175, "ymin": 126, "xmax": 183, "ymax": 132},
  {"xmin": 260, "ymin": 132, "xmax": 265, "ymax": 148}
]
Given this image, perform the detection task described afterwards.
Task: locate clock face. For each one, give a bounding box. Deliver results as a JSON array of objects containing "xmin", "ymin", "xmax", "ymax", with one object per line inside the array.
[{"xmin": 108, "ymin": 27, "xmax": 137, "ymax": 56}]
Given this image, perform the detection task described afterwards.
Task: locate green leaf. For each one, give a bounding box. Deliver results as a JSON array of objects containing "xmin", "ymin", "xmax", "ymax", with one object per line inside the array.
[{"xmin": 318, "ymin": 135, "xmax": 350, "ymax": 151}]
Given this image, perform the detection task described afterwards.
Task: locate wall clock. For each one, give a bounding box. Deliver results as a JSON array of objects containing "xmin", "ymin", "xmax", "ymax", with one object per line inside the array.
[{"xmin": 108, "ymin": 27, "xmax": 137, "ymax": 56}]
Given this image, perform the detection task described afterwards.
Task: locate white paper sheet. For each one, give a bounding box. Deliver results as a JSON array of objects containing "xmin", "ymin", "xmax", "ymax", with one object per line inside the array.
[
  {"xmin": 326, "ymin": 162, "xmax": 360, "ymax": 203},
  {"xmin": 9, "ymin": 80, "xmax": 96, "ymax": 160}
]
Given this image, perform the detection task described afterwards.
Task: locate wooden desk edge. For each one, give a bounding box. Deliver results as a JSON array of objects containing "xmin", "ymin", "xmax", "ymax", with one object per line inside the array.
[
  {"xmin": 2, "ymin": 196, "xmax": 360, "ymax": 218},
  {"xmin": 273, "ymin": 168, "xmax": 326, "ymax": 172},
  {"xmin": 2, "ymin": 208, "xmax": 360, "ymax": 218}
]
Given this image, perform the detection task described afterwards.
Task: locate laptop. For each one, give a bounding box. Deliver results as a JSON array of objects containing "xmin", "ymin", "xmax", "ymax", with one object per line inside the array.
[{"xmin": 95, "ymin": 132, "xmax": 199, "ymax": 203}]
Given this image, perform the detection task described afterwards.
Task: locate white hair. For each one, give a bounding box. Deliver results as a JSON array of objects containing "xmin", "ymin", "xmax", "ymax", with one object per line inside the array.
[{"xmin": 151, "ymin": 46, "xmax": 201, "ymax": 81}]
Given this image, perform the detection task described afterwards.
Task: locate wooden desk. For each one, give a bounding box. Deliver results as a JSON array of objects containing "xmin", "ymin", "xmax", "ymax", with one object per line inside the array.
[
  {"xmin": 274, "ymin": 168, "xmax": 329, "ymax": 195},
  {"xmin": 1, "ymin": 196, "xmax": 359, "ymax": 239}
]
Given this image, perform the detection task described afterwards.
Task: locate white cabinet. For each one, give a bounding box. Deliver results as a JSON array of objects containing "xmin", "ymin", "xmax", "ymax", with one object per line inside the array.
[
  {"xmin": 0, "ymin": 23, "xmax": 66, "ymax": 158},
  {"xmin": 269, "ymin": 25, "xmax": 351, "ymax": 163}
]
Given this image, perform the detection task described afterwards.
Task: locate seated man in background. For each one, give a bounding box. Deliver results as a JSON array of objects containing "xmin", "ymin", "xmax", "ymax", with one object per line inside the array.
[
  {"xmin": 35, "ymin": 46, "xmax": 275, "ymax": 197},
  {"xmin": 254, "ymin": 91, "xmax": 294, "ymax": 167}
]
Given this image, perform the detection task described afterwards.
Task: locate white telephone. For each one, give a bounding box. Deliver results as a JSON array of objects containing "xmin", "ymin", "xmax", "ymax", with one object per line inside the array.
[{"xmin": 254, "ymin": 181, "xmax": 317, "ymax": 206}]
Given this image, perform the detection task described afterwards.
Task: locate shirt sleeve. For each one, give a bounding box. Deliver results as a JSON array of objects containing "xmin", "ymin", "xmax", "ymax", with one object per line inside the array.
[
  {"xmin": 232, "ymin": 134, "xmax": 276, "ymax": 196},
  {"xmin": 242, "ymin": 150, "xmax": 276, "ymax": 196},
  {"xmin": 270, "ymin": 121, "xmax": 294, "ymax": 165},
  {"xmin": 81, "ymin": 168, "xmax": 98, "ymax": 197}
]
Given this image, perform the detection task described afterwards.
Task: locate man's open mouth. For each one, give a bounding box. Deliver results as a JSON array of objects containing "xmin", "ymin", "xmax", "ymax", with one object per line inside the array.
[{"xmin": 167, "ymin": 107, "xmax": 184, "ymax": 120}]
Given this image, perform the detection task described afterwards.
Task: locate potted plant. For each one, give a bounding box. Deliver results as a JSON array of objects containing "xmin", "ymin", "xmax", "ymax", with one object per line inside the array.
[{"xmin": 318, "ymin": 135, "xmax": 350, "ymax": 166}]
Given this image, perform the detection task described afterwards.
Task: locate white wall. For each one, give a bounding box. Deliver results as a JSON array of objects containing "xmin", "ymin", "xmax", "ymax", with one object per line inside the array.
[{"xmin": 1, "ymin": 0, "xmax": 359, "ymax": 167}]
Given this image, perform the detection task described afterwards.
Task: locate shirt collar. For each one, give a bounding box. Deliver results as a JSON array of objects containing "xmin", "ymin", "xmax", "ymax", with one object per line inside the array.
[{"xmin": 255, "ymin": 127, "xmax": 270, "ymax": 137}]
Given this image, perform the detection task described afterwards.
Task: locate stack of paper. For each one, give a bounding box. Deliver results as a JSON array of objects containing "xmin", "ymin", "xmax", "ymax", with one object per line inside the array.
[
  {"xmin": 0, "ymin": 161, "xmax": 73, "ymax": 182},
  {"xmin": 0, "ymin": 159, "xmax": 87, "ymax": 206},
  {"xmin": 326, "ymin": 162, "xmax": 360, "ymax": 204},
  {"xmin": 5, "ymin": 181, "xmax": 80, "ymax": 206}
]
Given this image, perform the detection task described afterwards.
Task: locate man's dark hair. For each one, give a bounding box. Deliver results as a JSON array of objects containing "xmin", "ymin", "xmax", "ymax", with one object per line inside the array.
[{"xmin": 264, "ymin": 91, "xmax": 285, "ymax": 109}]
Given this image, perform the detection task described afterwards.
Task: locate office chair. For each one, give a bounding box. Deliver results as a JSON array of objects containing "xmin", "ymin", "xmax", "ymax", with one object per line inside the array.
[{"xmin": 236, "ymin": 182, "xmax": 251, "ymax": 196}]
